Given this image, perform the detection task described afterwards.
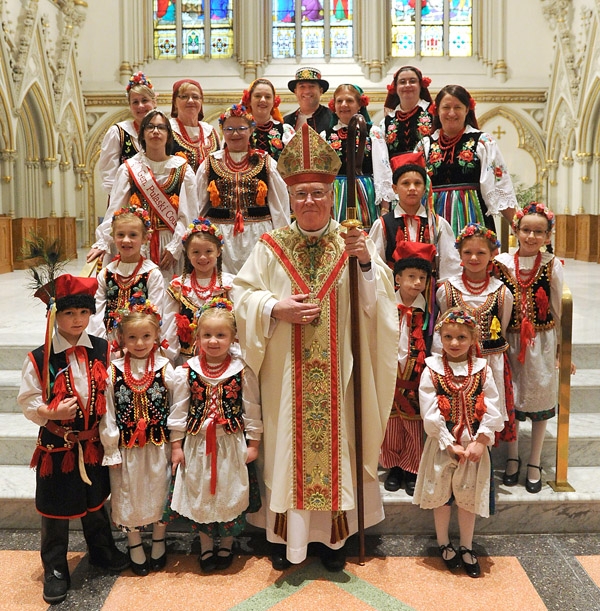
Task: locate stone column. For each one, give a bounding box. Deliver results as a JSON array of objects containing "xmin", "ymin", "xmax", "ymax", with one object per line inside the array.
[
  {"xmin": 0, "ymin": 150, "xmax": 17, "ymax": 218},
  {"xmin": 43, "ymin": 157, "xmax": 58, "ymax": 217}
]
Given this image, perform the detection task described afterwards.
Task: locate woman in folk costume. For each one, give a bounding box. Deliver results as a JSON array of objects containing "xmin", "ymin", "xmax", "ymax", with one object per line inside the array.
[
  {"xmin": 242, "ymin": 78, "xmax": 295, "ymax": 161},
  {"xmin": 415, "ymin": 84, "xmax": 517, "ymax": 236},
  {"xmin": 322, "ymin": 84, "xmax": 395, "ymax": 229},
  {"xmin": 170, "ymin": 79, "xmax": 220, "ymax": 172},
  {"xmin": 196, "ymin": 104, "xmax": 290, "ymax": 274},
  {"xmin": 232, "ymin": 124, "xmax": 398, "ymax": 571},
  {"xmin": 90, "ymin": 110, "xmax": 197, "ymax": 283}
]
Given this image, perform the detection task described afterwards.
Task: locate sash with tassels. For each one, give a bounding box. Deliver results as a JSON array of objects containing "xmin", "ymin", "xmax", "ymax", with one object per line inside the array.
[{"xmin": 262, "ymin": 229, "xmax": 350, "ymax": 544}]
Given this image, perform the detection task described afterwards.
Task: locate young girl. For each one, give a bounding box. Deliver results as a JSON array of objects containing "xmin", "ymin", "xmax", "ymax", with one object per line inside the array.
[
  {"xmin": 494, "ymin": 203, "xmax": 563, "ymax": 493},
  {"xmin": 163, "ymin": 218, "xmax": 235, "ymax": 364},
  {"xmin": 168, "ymin": 298, "xmax": 262, "ymax": 572},
  {"xmin": 90, "ymin": 206, "xmax": 165, "ymax": 344},
  {"xmin": 435, "ymin": 223, "xmax": 515, "ymax": 445},
  {"xmin": 100, "ymin": 296, "xmax": 175, "ymax": 576},
  {"xmin": 413, "ymin": 307, "xmax": 504, "ymax": 578}
]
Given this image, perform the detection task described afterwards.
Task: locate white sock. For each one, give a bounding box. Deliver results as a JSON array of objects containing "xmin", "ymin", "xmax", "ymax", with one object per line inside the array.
[
  {"xmin": 127, "ymin": 532, "xmax": 146, "ymax": 565},
  {"xmin": 218, "ymin": 536, "xmax": 234, "ymax": 556},
  {"xmin": 151, "ymin": 523, "xmax": 167, "ymax": 560}
]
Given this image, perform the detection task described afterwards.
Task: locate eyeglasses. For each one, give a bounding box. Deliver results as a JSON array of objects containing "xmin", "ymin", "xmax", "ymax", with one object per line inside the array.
[
  {"xmin": 397, "ymin": 78, "xmax": 419, "ymax": 86},
  {"xmin": 144, "ymin": 124, "xmax": 169, "ymax": 132},
  {"xmin": 223, "ymin": 126, "xmax": 250, "ymax": 134},
  {"xmin": 518, "ymin": 228, "xmax": 548, "ymax": 237},
  {"xmin": 290, "ymin": 189, "xmax": 330, "ymax": 202},
  {"xmin": 177, "ymin": 94, "xmax": 202, "ymax": 102}
]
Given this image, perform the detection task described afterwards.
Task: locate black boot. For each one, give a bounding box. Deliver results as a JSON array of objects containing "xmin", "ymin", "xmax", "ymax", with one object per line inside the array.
[{"xmin": 82, "ymin": 507, "xmax": 129, "ymax": 572}]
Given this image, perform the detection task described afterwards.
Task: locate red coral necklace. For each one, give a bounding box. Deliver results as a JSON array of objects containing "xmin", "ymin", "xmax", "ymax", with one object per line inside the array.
[
  {"xmin": 442, "ymin": 353, "xmax": 473, "ymax": 393},
  {"xmin": 123, "ymin": 350, "xmax": 156, "ymax": 393},
  {"xmin": 514, "ymin": 251, "xmax": 542, "ymax": 289},
  {"xmin": 461, "ymin": 272, "xmax": 490, "ymax": 296},
  {"xmin": 224, "ymin": 148, "xmax": 250, "ymax": 172},
  {"xmin": 200, "ymin": 353, "xmax": 231, "ymax": 378},
  {"xmin": 191, "ymin": 270, "xmax": 218, "ymax": 302},
  {"xmin": 115, "ymin": 256, "xmax": 145, "ymax": 289}
]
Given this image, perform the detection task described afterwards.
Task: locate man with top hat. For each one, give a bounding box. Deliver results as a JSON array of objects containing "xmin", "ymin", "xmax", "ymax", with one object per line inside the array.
[
  {"xmin": 232, "ymin": 124, "xmax": 398, "ymax": 571},
  {"xmin": 284, "ymin": 67, "xmax": 334, "ymax": 133},
  {"xmin": 18, "ymin": 274, "xmax": 129, "ymax": 604}
]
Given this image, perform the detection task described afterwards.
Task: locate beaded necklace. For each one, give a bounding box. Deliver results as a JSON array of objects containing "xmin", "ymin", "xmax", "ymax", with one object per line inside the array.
[
  {"xmin": 200, "ymin": 353, "xmax": 231, "ymax": 378},
  {"xmin": 514, "ymin": 250, "xmax": 542, "ymax": 290},
  {"xmin": 177, "ymin": 118, "xmax": 208, "ymax": 163},
  {"xmin": 438, "ymin": 128, "xmax": 465, "ymax": 164},
  {"xmin": 461, "ymin": 272, "xmax": 490, "ymax": 296},
  {"xmin": 191, "ymin": 269, "xmax": 218, "ymax": 302},
  {"xmin": 395, "ymin": 105, "xmax": 420, "ymax": 121},
  {"xmin": 442, "ymin": 353, "xmax": 473, "ymax": 393},
  {"xmin": 115, "ymin": 256, "xmax": 145, "ymax": 289},
  {"xmin": 123, "ymin": 350, "xmax": 156, "ymax": 393},
  {"xmin": 224, "ymin": 147, "xmax": 250, "ymax": 172}
]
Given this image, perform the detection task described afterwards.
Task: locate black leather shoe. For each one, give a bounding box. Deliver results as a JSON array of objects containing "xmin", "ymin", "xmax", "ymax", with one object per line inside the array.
[
  {"xmin": 459, "ymin": 546, "xmax": 481, "ymax": 578},
  {"xmin": 216, "ymin": 548, "xmax": 234, "ymax": 570},
  {"xmin": 525, "ymin": 464, "xmax": 543, "ymax": 493},
  {"xmin": 270, "ymin": 544, "xmax": 291, "ymax": 570},
  {"xmin": 129, "ymin": 543, "xmax": 150, "ymax": 576},
  {"xmin": 404, "ymin": 472, "xmax": 417, "ymax": 497},
  {"xmin": 439, "ymin": 543, "xmax": 461, "ymax": 570},
  {"xmin": 321, "ymin": 545, "xmax": 346, "ymax": 572},
  {"xmin": 89, "ymin": 547, "xmax": 130, "ymax": 573},
  {"xmin": 199, "ymin": 550, "xmax": 218, "ymax": 573},
  {"xmin": 502, "ymin": 457, "xmax": 521, "ymax": 486},
  {"xmin": 43, "ymin": 570, "xmax": 69, "ymax": 604},
  {"xmin": 150, "ymin": 539, "xmax": 167, "ymax": 571},
  {"xmin": 384, "ymin": 467, "xmax": 404, "ymax": 492}
]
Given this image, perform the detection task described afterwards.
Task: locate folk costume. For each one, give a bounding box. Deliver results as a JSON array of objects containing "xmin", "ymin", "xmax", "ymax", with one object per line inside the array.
[
  {"xmin": 413, "ymin": 353, "xmax": 504, "ymax": 517},
  {"xmin": 196, "ymin": 148, "xmax": 289, "ymax": 274},
  {"xmin": 322, "ymin": 111, "xmax": 394, "ymax": 229},
  {"xmin": 283, "ymin": 67, "xmax": 334, "ymax": 133},
  {"xmin": 251, "ymin": 120, "xmax": 295, "ymax": 161},
  {"xmin": 379, "ymin": 292, "xmax": 427, "ymax": 476},
  {"xmin": 494, "ymin": 250, "xmax": 563, "ymax": 420},
  {"xmin": 415, "ymin": 125, "xmax": 518, "ymax": 236},
  {"xmin": 98, "ymin": 120, "xmax": 141, "ymax": 195},
  {"xmin": 92, "ymin": 151, "xmax": 197, "ymax": 282},
  {"xmin": 100, "ymin": 352, "xmax": 175, "ymax": 530},
  {"xmin": 232, "ymin": 124, "xmax": 398, "ymax": 564},
  {"xmin": 168, "ymin": 352, "xmax": 262, "ymax": 537},
  {"xmin": 436, "ymin": 275, "xmax": 515, "ymax": 439},
  {"xmin": 90, "ymin": 257, "xmax": 165, "ymax": 341},
  {"xmin": 163, "ymin": 270, "xmax": 235, "ymax": 363},
  {"xmin": 17, "ymin": 274, "xmax": 126, "ymax": 596},
  {"xmin": 382, "ymin": 99, "xmax": 433, "ymax": 162},
  {"xmin": 170, "ymin": 118, "xmax": 220, "ymax": 173}
]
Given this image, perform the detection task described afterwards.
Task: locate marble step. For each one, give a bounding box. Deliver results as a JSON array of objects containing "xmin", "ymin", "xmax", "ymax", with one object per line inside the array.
[
  {"xmin": 1, "ymin": 463, "xmax": 599, "ymax": 533},
  {"xmin": 2, "ymin": 367, "xmax": 599, "ymax": 415},
  {"xmin": 0, "ymin": 346, "xmax": 31, "ymax": 372}
]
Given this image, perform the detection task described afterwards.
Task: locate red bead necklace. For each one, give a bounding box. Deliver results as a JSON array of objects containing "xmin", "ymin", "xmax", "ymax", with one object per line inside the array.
[
  {"xmin": 115, "ymin": 256, "xmax": 145, "ymax": 289},
  {"xmin": 123, "ymin": 350, "xmax": 156, "ymax": 393},
  {"xmin": 442, "ymin": 353, "xmax": 473, "ymax": 393},
  {"xmin": 395, "ymin": 105, "xmax": 420, "ymax": 121},
  {"xmin": 461, "ymin": 271, "xmax": 490, "ymax": 296},
  {"xmin": 514, "ymin": 250, "xmax": 542, "ymax": 289},
  {"xmin": 191, "ymin": 270, "xmax": 218, "ymax": 302},
  {"xmin": 224, "ymin": 148, "xmax": 250, "ymax": 172},
  {"xmin": 439, "ymin": 128, "xmax": 465, "ymax": 150},
  {"xmin": 200, "ymin": 353, "xmax": 231, "ymax": 378}
]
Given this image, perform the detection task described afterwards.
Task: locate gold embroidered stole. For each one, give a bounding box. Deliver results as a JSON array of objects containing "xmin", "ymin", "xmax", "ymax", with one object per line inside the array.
[{"xmin": 262, "ymin": 228, "xmax": 348, "ymax": 512}]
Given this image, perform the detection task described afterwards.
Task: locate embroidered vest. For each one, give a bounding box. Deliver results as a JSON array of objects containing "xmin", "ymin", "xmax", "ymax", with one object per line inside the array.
[
  {"xmin": 186, "ymin": 368, "xmax": 244, "ymax": 435},
  {"xmin": 495, "ymin": 259, "xmax": 555, "ymax": 332},
  {"xmin": 166, "ymin": 285, "xmax": 199, "ymax": 358},
  {"xmin": 205, "ymin": 152, "xmax": 272, "ymax": 222},
  {"xmin": 251, "ymin": 122, "xmax": 286, "ymax": 161},
  {"xmin": 111, "ymin": 364, "xmax": 170, "ymax": 447},
  {"xmin": 384, "ymin": 107, "xmax": 433, "ymax": 159},
  {"xmin": 323, "ymin": 126, "xmax": 373, "ymax": 175},
  {"xmin": 430, "ymin": 367, "xmax": 486, "ymax": 441},
  {"xmin": 172, "ymin": 128, "xmax": 219, "ymax": 173},
  {"xmin": 443, "ymin": 281, "xmax": 509, "ymax": 355},
  {"xmin": 382, "ymin": 213, "xmax": 431, "ymax": 266},
  {"xmin": 117, "ymin": 125, "xmax": 139, "ymax": 165},
  {"xmin": 103, "ymin": 269, "xmax": 151, "ymax": 333}
]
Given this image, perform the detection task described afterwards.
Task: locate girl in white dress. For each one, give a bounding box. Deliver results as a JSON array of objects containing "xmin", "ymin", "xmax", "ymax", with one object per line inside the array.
[
  {"xmin": 169, "ymin": 299, "xmax": 262, "ymax": 572},
  {"xmin": 100, "ymin": 297, "xmax": 175, "ymax": 576},
  {"xmin": 413, "ymin": 307, "xmax": 504, "ymax": 578}
]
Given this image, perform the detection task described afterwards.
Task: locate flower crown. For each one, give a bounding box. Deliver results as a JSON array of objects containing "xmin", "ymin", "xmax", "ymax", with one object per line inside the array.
[
  {"xmin": 197, "ymin": 296, "xmax": 234, "ymax": 319},
  {"xmin": 435, "ymin": 307, "xmax": 478, "ymax": 332},
  {"xmin": 455, "ymin": 223, "xmax": 500, "ymax": 250},
  {"xmin": 469, "ymin": 97, "xmax": 476, "ymax": 110},
  {"xmin": 112, "ymin": 205, "xmax": 152, "ymax": 231},
  {"xmin": 219, "ymin": 104, "xmax": 255, "ymax": 127},
  {"xmin": 110, "ymin": 292, "xmax": 162, "ymax": 329},
  {"xmin": 513, "ymin": 202, "xmax": 555, "ymax": 230},
  {"xmin": 126, "ymin": 71, "xmax": 153, "ymax": 93},
  {"xmin": 182, "ymin": 217, "xmax": 224, "ymax": 245}
]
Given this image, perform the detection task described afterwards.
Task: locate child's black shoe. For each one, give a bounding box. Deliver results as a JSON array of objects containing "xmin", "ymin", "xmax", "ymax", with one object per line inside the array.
[
  {"xmin": 384, "ymin": 467, "xmax": 404, "ymax": 492},
  {"xmin": 43, "ymin": 570, "xmax": 69, "ymax": 604}
]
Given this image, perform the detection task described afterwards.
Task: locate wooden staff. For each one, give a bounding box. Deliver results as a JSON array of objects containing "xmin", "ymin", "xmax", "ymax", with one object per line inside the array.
[{"xmin": 341, "ymin": 113, "xmax": 368, "ymax": 564}]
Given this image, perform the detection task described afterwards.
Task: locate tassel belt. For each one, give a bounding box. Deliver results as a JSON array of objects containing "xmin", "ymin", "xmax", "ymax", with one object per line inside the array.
[
  {"xmin": 45, "ymin": 421, "xmax": 100, "ymax": 445},
  {"xmin": 206, "ymin": 206, "xmax": 271, "ymax": 220}
]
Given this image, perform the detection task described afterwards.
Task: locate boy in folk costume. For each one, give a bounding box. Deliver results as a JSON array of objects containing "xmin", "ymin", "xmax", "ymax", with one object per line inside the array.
[
  {"xmin": 380, "ymin": 255, "xmax": 433, "ymax": 496},
  {"xmin": 18, "ymin": 274, "xmax": 129, "ymax": 605}
]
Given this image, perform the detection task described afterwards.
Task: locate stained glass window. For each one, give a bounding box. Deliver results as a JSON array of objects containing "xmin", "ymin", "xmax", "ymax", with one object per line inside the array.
[
  {"xmin": 391, "ymin": 0, "xmax": 472, "ymax": 58},
  {"xmin": 154, "ymin": 0, "xmax": 233, "ymax": 59},
  {"xmin": 272, "ymin": 0, "xmax": 353, "ymax": 59}
]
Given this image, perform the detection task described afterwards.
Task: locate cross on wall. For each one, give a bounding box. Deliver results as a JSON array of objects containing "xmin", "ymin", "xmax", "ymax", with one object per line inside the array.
[{"xmin": 492, "ymin": 125, "xmax": 506, "ymax": 140}]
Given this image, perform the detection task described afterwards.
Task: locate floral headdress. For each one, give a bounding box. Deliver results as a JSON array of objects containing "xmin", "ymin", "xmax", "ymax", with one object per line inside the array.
[
  {"xmin": 182, "ymin": 217, "xmax": 224, "ymax": 245},
  {"xmin": 455, "ymin": 223, "xmax": 500, "ymax": 250},
  {"xmin": 328, "ymin": 84, "xmax": 371, "ymax": 123},
  {"xmin": 126, "ymin": 71, "xmax": 153, "ymax": 93},
  {"xmin": 112, "ymin": 205, "xmax": 152, "ymax": 231},
  {"xmin": 435, "ymin": 307, "xmax": 478, "ymax": 332},
  {"xmin": 198, "ymin": 296, "xmax": 234, "ymax": 317},
  {"xmin": 110, "ymin": 291, "xmax": 162, "ymax": 329},
  {"xmin": 241, "ymin": 79, "xmax": 284, "ymax": 123},
  {"xmin": 219, "ymin": 104, "xmax": 255, "ymax": 128},
  {"xmin": 513, "ymin": 202, "xmax": 555, "ymax": 231}
]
